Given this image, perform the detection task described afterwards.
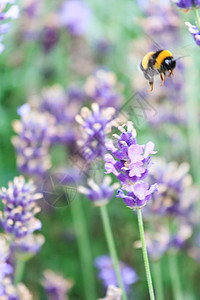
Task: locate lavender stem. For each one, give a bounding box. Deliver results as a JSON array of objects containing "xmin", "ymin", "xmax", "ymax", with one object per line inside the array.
[
  {"xmin": 71, "ymin": 198, "xmax": 96, "ymax": 300},
  {"xmin": 137, "ymin": 208, "xmax": 155, "ymax": 300},
  {"xmin": 168, "ymin": 252, "xmax": 183, "ymax": 300},
  {"xmin": 152, "ymin": 260, "xmax": 164, "ymax": 300},
  {"xmin": 194, "ymin": 9, "xmax": 200, "ymax": 31},
  {"xmin": 14, "ymin": 259, "xmax": 25, "ymax": 286}
]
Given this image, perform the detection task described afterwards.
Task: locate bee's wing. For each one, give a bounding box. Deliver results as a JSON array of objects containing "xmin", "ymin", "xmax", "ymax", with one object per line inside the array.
[{"xmin": 143, "ymin": 31, "xmax": 163, "ymax": 51}]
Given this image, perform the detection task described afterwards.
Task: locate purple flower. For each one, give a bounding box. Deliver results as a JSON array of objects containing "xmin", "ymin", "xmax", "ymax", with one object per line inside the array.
[
  {"xmin": 104, "ymin": 122, "xmax": 158, "ymax": 208},
  {"xmin": 95, "ymin": 255, "xmax": 138, "ymax": 294},
  {"xmin": 185, "ymin": 22, "xmax": 200, "ymax": 46},
  {"xmin": 39, "ymin": 85, "xmax": 83, "ymax": 145},
  {"xmin": 104, "ymin": 122, "xmax": 156, "ymax": 184},
  {"xmin": 0, "ymin": 235, "xmax": 13, "ymax": 296},
  {"xmin": 146, "ymin": 158, "xmax": 198, "ymax": 216},
  {"xmin": 1, "ymin": 278, "xmax": 32, "ymax": 300},
  {"xmin": 59, "ymin": 0, "xmax": 91, "ymax": 36},
  {"xmin": 12, "ymin": 110, "xmax": 55, "ymax": 176},
  {"xmin": 42, "ymin": 270, "xmax": 74, "ymax": 300},
  {"xmin": 78, "ymin": 176, "xmax": 120, "ymax": 206},
  {"xmin": 12, "ymin": 233, "xmax": 45, "ymax": 256},
  {"xmin": 41, "ymin": 26, "xmax": 59, "ymax": 53},
  {"xmin": 0, "ymin": 176, "xmax": 42, "ymax": 238},
  {"xmin": 116, "ymin": 182, "xmax": 158, "ymax": 209},
  {"xmin": 172, "ymin": 0, "xmax": 200, "ymax": 9},
  {"xmin": 76, "ymin": 103, "xmax": 117, "ymax": 161},
  {"xmin": 100, "ymin": 285, "xmax": 122, "ymax": 300},
  {"xmin": 85, "ymin": 70, "xmax": 122, "ymax": 108},
  {"xmin": 0, "ymin": 0, "xmax": 20, "ymax": 53},
  {"xmin": 23, "ymin": 0, "xmax": 41, "ymax": 18},
  {"xmin": 137, "ymin": 227, "xmax": 171, "ymax": 261},
  {"xmin": 17, "ymin": 103, "xmax": 31, "ymax": 117}
]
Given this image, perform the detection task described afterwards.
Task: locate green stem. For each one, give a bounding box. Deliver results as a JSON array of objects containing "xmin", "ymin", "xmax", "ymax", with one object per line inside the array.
[
  {"xmin": 152, "ymin": 260, "xmax": 164, "ymax": 300},
  {"xmin": 137, "ymin": 208, "xmax": 155, "ymax": 300},
  {"xmin": 168, "ymin": 252, "xmax": 183, "ymax": 300},
  {"xmin": 99, "ymin": 205, "xmax": 127, "ymax": 300},
  {"xmin": 71, "ymin": 198, "xmax": 96, "ymax": 300},
  {"xmin": 14, "ymin": 259, "xmax": 25, "ymax": 286},
  {"xmin": 194, "ymin": 9, "xmax": 200, "ymax": 31}
]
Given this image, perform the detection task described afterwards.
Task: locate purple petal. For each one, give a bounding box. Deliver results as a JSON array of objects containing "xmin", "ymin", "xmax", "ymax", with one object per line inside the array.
[
  {"xmin": 128, "ymin": 144, "xmax": 144, "ymax": 163},
  {"xmin": 143, "ymin": 141, "xmax": 157, "ymax": 158}
]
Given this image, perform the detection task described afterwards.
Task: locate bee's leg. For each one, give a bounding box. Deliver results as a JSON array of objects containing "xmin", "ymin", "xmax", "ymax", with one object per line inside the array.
[
  {"xmin": 168, "ymin": 70, "xmax": 174, "ymax": 77},
  {"xmin": 164, "ymin": 72, "xmax": 166, "ymax": 79},
  {"xmin": 147, "ymin": 81, "xmax": 154, "ymax": 93},
  {"xmin": 160, "ymin": 73, "xmax": 164, "ymax": 86}
]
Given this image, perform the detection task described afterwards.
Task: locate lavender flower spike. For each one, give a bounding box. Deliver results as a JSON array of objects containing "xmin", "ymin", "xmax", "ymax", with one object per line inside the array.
[
  {"xmin": 42, "ymin": 270, "xmax": 74, "ymax": 300},
  {"xmin": 0, "ymin": 0, "xmax": 20, "ymax": 53},
  {"xmin": 95, "ymin": 255, "xmax": 138, "ymax": 294},
  {"xmin": 0, "ymin": 176, "xmax": 42, "ymax": 238},
  {"xmin": 12, "ymin": 110, "xmax": 55, "ymax": 176},
  {"xmin": 1, "ymin": 277, "xmax": 33, "ymax": 300},
  {"xmin": 104, "ymin": 121, "xmax": 158, "ymax": 208},
  {"xmin": 172, "ymin": 0, "xmax": 200, "ymax": 10},
  {"xmin": 78, "ymin": 176, "xmax": 120, "ymax": 206},
  {"xmin": 13, "ymin": 233, "xmax": 45, "ymax": 257},
  {"xmin": 85, "ymin": 69, "xmax": 122, "ymax": 108},
  {"xmin": 0, "ymin": 235, "xmax": 13, "ymax": 296},
  {"xmin": 59, "ymin": 0, "xmax": 91, "ymax": 36},
  {"xmin": 76, "ymin": 103, "xmax": 118, "ymax": 161},
  {"xmin": 99, "ymin": 285, "xmax": 122, "ymax": 300},
  {"xmin": 185, "ymin": 22, "xmax": 200, "ymax": 46}
]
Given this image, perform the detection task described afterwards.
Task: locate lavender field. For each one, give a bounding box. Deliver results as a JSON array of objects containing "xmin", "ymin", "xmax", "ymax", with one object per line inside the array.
[{"xmin": 0, "ymin": 0, "xmax": 200, "ymax": 299}]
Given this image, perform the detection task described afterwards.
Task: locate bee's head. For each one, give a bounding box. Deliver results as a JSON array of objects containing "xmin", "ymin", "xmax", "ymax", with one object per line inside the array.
[{"xmin": 163, "ymin": 57, "xmax": 176, "ymax": 72}]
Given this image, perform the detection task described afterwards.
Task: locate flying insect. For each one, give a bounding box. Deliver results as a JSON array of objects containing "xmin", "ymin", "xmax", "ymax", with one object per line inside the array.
[{"xmin": 140, "ymin": 50, "xmax": 176, "ymax": 92}]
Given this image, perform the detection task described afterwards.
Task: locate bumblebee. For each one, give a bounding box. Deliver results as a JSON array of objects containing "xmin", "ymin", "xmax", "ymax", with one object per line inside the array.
[{"xmin": 140, "ymin": 50, "xmax": 176, "ymax": 92}]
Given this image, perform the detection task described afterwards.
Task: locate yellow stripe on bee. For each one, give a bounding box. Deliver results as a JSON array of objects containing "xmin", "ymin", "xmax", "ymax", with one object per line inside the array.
[
  {"xmin": 155, "ymin": 50, "xmax": 173, "ymax": 70},
  {"xmin": 141, "ymin": 52, "xmax": 154, "ymax": 70}
]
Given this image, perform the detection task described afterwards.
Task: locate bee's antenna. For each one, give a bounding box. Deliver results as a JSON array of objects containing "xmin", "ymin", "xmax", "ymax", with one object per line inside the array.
[{"xmin": 175, "ymin": 55, "xmax": 190, "ymax": 61}]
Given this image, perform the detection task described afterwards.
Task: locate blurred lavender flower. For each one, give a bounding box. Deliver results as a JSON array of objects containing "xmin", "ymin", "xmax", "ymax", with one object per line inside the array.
[
  {"xmin": 12, "ymin": 109, "xmax": 55, "ymax": 176},
  {"xmin": 78, "ymin": 176, "xmax": 120, "ymax": 206},
  {"xmin": 76, "ymin": 103, "xmax": 118, "ymax": 162},
  {"xmin": 59, "ymin": 0, "xmax": 91, "ymax": 36},
  {"xmin": 104, "ymin": 122, "xmax": 158, "ymax": 208},
  {"xmin": 99, "ymin": 285, "xmax": 122, "ymax": 300},
  {"xmin": 85, "ymin": 69, "xmax": 122, "ymax": 108},
  {"xmin": 138, "ymin": 0, "xmax": 181, "ymax": 34},
  {"xmin": 144, "ymin": 227, "xmax": 170, "ymax": 261},
  {"xmin": 135, "ymin": 222, "xmax": 192, "ymax": 260},
  {"xmin": 146, "ymin": 158, "xmax": 198, "ymax": 216},
  {"xmin": 41, "ymin": 26, "xmax": 59, "ymax": 53},
  {"xmin": 23, "ymin": 0, "xmax": 41, "ymax": 18},
  {"xmin": 13, "ymin": 233, "xmax": 45, "ymax": 258},
  {"xmin": 172, "ymin": 0, "xmax": 200, "ymax": 10},
  {"xmin": 0, "ymin": 0, "xmax": 20, "ymax": 53},
  {"xmin": 95, "ymin": 255, "xmax": 138, "ymax": 294},
  {"xmin": 95, "ymin": 40, "xmax": 112, "ymax": 56},
  {"xmin": 17, "ymin": 283, "xmax": 33, "ymax": 300},
  {"xmin": 0, "ymin": 176, "xmax": 42, "ymax": 238},
  {"xmin": 185, "ymin": 21, "xmax": 200, "ymax": 46},
  {"xmin": 42, "ymin": 270, "xmax": 73, "ymax": 300},
  {"xmin": 1, "ymin": 277, "xmax": 33, "ymax": 300},
  {"xmin": 38, "ymin": 85, "xmax": 84, "ymax": 144},
  {"xmin": 169, "ymin": 222, "xmax": 193, "ymax": 249},
  {"xmin": 0, "ymin": 235, "xmax": 13, "ymax": 296}
]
